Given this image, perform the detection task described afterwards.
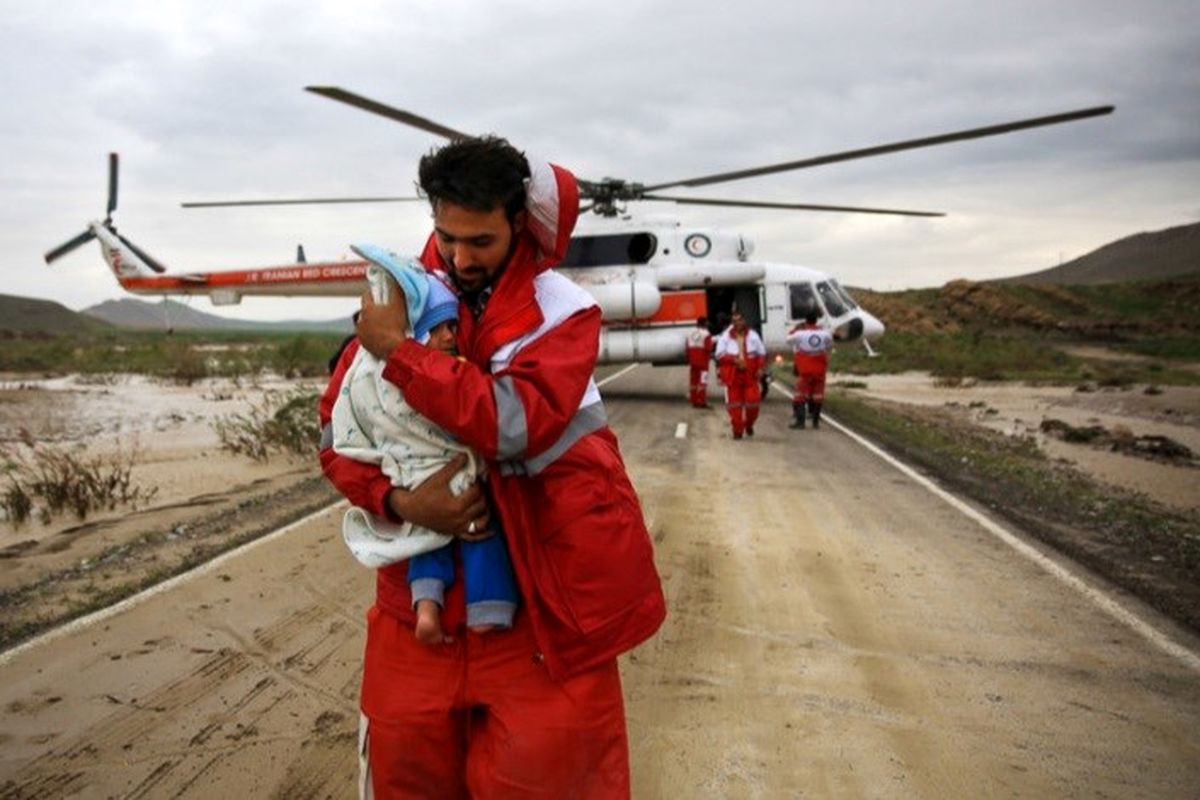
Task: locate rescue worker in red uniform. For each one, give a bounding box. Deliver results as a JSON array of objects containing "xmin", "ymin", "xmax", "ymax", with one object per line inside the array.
[
  {"xmin": 787, "ymin": 310, "xmax": 834, "ymax": 429},
  {"xmin": 714, "ymin": 310, "xmax": 766, "ymax": 439},
  {"xmin": 319, "ymin": 136, "xmax": 666, "ymax": 799},
  {"xmin": 684, "ymin": 316, "xmax": 713, "ymax": 408}
]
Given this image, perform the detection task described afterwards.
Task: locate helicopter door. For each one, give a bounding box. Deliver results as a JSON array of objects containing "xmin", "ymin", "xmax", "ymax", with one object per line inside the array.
[{"xmin": 705, "ymin": 285, "xmax": 765, "ymax": 334}]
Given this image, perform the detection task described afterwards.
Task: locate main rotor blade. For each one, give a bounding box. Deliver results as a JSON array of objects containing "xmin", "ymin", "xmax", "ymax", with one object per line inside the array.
[
  {"xmin": 107, "ymin": 152, "xmax": 119, "ymax": 218},
  {"xmin": 641, "ymin": 105, "xmax": 1114, "ymax": 192},
  {"xmin": 44, "ymin": 229, "xmax": 96, "ymax": 264},
  {"xmin": 305, "ymin": 86, "xmax": 472, "ymax": 141},
  {"xmin": 641, "ymin": 194, "xmax": 944, "ymax": 217},
  {"xmin": 182, "ymin": 196, "xmax": 422, "ymax": 208}
]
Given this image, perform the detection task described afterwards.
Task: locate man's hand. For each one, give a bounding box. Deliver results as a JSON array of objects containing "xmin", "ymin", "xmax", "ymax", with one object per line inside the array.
[
  {"xmin": 386, "ymin": 454, "xmax": 491, "ymax": 541},
  {"xmin": 357, "ymin": 289, "xmax": 409, "ymax": 359}
]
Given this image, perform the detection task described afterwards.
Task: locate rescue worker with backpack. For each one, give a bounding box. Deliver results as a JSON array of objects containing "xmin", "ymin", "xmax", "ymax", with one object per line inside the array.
[{"xmin": 787, "ymin": 310, "xmax": 834, "ymax": 429}]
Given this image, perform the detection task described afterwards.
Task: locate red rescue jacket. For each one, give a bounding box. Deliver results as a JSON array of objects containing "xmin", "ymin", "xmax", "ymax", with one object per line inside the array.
[
  {"xmin": 685, "ymin": 327, "xmax": 713, "ymax": 369},
  {"xmin": 319, "ymin": 163, "xmax": 666, "ymax": 680},
  {"xmin": 713, "ymin": 326, "xmax": 766, "ymax": 386},
  {"xmin": 788, "ymin": 323, "xmax": 832, "ymax": 376}
]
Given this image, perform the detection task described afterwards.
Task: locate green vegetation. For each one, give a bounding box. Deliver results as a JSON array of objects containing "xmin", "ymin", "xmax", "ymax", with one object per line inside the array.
[
  {"xmin": 213, "ymin": 387, "xmax": 322, "ymax": 462},
  {"xmin": 0, "ymin": 330, "xmax": 345, "ymax": 381},
  {"xmin": 827, "ymin": 331, "xmax": 1200, "ymax": 385},
  {"xmin": 1109, "ymin": 337, "xmax": 1200, "ymax": 361},
  {"xmin": 1065, "ymin": 279, "xmax": 1200, "ymax": 319},
  {"xmin": 832, "ymin": 331, "xmax": 1078, "ymax": 380},
  {"xmin": 843, "ymin": 275, "xmax": 1200, "ymax": 384}
]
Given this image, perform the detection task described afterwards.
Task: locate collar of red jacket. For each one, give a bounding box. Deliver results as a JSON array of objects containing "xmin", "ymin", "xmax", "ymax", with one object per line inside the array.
[{"xmin": 418, "ymin": 162, "xmax": 580, "ymax": 364}]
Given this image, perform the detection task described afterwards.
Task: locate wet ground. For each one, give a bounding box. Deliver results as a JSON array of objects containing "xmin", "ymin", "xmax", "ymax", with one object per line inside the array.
[{"xmin": 1, "ymin": 366, "xmax": 1197, "ymax": 798}]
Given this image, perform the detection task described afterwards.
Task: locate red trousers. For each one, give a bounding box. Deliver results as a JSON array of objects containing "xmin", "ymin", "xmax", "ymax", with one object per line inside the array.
[
  {"xmin": 723, "ymin": 376, "xmax": 761, "ymax": 435},
  {"xmin": 360, "ymin": 605, "xmax": 630, "ymax": 799},
  {"xmin": 688, "ymin": 364, "xmax": 709, "ymax": 406},
  {"xmin": 794, "ymin": 370, "xmax": 827, "ymax": 405}
]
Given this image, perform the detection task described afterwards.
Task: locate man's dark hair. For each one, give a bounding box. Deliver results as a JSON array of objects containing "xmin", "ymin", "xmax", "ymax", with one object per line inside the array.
[
  {"xmin": 697, "ymin": 316, "xmax": 708, "ymax": 327},
  {"xmin": 805, "ymin": 311, "xmax": 819, "ymax": 324},
  {"xmin": 418, "ymin": 136, "xmax": 531, "ymax": 222}
]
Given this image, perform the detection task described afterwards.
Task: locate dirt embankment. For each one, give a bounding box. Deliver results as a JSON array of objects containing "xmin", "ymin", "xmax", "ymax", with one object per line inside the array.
[
  {"xmin": 852, "ymin": 276, "xmax": 1200, "ymax": 337},
  {"xmin": 827, "ymin": 375, "xmax": 1200, "ymax": 633},
  {"xmin": 0, "ymin": 374, "xmax": 334, "ymax": 650}
]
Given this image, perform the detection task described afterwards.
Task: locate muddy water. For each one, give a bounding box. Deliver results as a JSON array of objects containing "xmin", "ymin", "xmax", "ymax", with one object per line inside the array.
[{"xmin": 0, "ymin": 372, "xmax": 326, "ymax": 582}]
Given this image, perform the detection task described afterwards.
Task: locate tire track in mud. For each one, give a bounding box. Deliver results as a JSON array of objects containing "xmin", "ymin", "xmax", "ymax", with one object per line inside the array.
[
  {"xmin": 2, "ymin": 647, "xmax": 260, "ymax": 799},
  {"xmin": 1, "ymin": 530, "xmax": 368, "ymax": 799},
  {"xmin": 3, "ymin": 623, "xmax": 362, "ymax": 798},
  {"xmin": 208, "ymin": 603, "xmax": 361, "ymax": 712}
]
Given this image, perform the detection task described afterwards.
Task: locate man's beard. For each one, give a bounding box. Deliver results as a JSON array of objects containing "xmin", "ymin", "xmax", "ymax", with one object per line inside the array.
[{"xmin": 449, "ymin": 265, "xmax": 490, "ymax": 298}]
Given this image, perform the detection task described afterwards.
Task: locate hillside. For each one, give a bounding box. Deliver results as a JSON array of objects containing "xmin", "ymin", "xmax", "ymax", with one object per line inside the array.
[
  {"xmin": 83, "ymin": 298, "xmax": 352, "ymax": 333},
  {"xmin": 852, "ymin": 275, "xmax": 1200, "ymax": 338},
  {"xmin": 1000, "ymin": 221, "xmax": 1200, "ymax": 285},
  {"xmin": 0, "ymin": 294, "xmax": 113, "ymax": 335}
]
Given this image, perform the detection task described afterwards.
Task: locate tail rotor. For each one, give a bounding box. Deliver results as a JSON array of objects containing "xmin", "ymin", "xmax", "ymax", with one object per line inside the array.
[
  {"xmin": 44, "ymin": 153, "xmax": 166, "ymax": 273},
  {"xmin": 44, "ymin": 228, "xmax": 98, "ymax": 264}
]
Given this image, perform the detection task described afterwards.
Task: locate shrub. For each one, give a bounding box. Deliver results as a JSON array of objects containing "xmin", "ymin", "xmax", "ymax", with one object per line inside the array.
[
  {"xmin": 0, "ymin": 437, "xmax": 157, "ymax": 526},
  {"xmin": 213, "ymin": 388, "xmax": 321, "ymax": 462}
]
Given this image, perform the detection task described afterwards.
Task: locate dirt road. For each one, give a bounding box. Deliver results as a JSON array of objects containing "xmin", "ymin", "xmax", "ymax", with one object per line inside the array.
[{"xmin": 2, "ymin": 366, "xmax": 1199, "ymax": 798}]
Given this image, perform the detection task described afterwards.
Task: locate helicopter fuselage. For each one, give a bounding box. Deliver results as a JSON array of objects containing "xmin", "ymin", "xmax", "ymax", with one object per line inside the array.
[{"xmin": 94, "ymin": 216, "xmax": 883, "ymax": 364}]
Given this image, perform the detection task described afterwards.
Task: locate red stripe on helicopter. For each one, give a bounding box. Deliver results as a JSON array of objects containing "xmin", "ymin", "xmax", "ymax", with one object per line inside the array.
[
  {"xmin": 119, "ymin": 260, "xmax": 370, "ymax": 290},
  {"xmin": 647, "ymin": 290, "xmax": 706, "ymax": 324}
]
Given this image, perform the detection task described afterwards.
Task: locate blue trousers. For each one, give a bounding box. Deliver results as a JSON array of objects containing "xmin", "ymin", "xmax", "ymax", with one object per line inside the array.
[{"xmin": 408, "ymin": 525, "xmax": 518, "ymax": 627}]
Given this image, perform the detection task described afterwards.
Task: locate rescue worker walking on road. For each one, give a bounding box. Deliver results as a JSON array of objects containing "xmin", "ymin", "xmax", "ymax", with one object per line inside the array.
[
  {"xmin": 714, "ymin": 309, "xmax": 766, "ymax": 439},
  {"xmin": 318, "ymin": 136, "xmax": 666, "ymax": 799},
  {"xmin": 787, "ymin": 310, "xmax": 834, "ymax": 429},
  {"xmin": 684, "ymin": 316, "xmax": 713, "ymax": 408}
]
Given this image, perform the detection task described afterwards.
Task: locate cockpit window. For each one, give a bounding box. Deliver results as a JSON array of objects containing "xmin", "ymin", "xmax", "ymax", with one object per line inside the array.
[
  {"xmin": 831, "ymin": 280, "xmax": 858, "ymax": 310},
  {"xmin": 789, "ymin": 283, "xmax": 819, "ymax": 320},
  {"xmin": 816, "ymin": 281, "xmax": 847, "ymax": 317}
]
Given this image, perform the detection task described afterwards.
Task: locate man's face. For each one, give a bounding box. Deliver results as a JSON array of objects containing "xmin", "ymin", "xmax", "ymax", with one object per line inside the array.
[
  {"xmin": 732, "ymin": 312, "xmax": 746, "ymax": 332},
  {"xmin": 432, "ymin": 201, "xmax": 524, "ymax": 293}
]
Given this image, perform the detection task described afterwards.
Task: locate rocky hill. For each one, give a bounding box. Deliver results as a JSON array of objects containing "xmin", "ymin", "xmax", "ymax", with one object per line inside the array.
[
  {"xmin": 0, "ymin": 294, "xmax": 113, "ymax": 335},
  {"xmin": 1000, "ymin": 221, "xmax": 1200, "ymax": 285},
  {"xmin": 83, "ymin": 298, "xmax": 352, "ymax": 333},
  {"xmin": 853, "ymin": 275, "xmax": 1200, "ymax": 337}
]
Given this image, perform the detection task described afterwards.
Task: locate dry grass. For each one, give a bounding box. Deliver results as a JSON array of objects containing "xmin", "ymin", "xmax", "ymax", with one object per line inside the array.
[
  {"xmin": 212, "ymin": 387, "xmax": 321, "ymax": 462},
  {"xmin": 1, "ymin": 431, "xmax": 158, "ymax": 526}
]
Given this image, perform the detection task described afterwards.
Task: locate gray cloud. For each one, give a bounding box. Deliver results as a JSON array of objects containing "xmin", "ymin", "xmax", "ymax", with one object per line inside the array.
[{"xmin": 3, "ymin": 0, "xmax": 1197, "ymax": 320}]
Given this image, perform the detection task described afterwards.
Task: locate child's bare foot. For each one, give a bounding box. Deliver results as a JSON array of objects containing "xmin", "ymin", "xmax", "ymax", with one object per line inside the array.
[{"xmin": 414, "ymin": 599, "xmax": 450, "ymax": 645}]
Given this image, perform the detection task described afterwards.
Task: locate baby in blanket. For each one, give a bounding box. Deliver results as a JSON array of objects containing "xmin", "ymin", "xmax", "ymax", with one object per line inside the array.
[{"xmin": 332, "ymin": 245, "xmax": 517, "ymax": 645}]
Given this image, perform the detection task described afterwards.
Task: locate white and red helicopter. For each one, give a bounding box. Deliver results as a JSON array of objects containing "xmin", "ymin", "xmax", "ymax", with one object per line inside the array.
[{"xmin": 45, "ymin": 87, "xmax": 1112, "ymax": 365}]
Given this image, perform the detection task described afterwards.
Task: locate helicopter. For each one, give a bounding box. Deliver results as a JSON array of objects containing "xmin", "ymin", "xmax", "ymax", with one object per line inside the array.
[{"xmin": 45, "ymin": 87, "xmax": 1113, "ymax": 365}]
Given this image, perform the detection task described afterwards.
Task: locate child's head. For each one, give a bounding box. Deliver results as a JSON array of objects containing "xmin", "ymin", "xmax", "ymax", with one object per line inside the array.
[
  {"xmin": 425, "ymin": 319, "xmax": 458, "ymax": 355},
  {"xmin": 413, "ymin": 276, "xmax": 460, "ymax": 355}
]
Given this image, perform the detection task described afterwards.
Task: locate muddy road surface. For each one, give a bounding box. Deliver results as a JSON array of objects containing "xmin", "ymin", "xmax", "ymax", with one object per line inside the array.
[{"xmin": 2, "ymin": 366, "xmax": 1198, "ymax": 798}]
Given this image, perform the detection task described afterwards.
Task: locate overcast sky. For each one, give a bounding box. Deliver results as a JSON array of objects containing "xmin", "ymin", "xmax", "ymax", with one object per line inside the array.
[{"xmin": 3, "ymin": 0, "xmax": 1197, "ymax": 321}]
